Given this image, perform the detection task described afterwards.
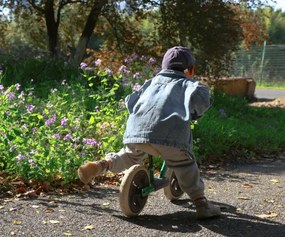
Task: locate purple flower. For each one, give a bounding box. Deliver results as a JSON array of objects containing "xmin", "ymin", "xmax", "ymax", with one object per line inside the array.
[
  {"xmin": 125, "ymin": 54, "xmax": 138, "ymax": 64},
  {"xmin": 132, "ymin": 83, "xmax": 142, "ymax": 92},
  {"xmin": 32, "ymin": 127, "xmax": 38, "ymax": 135},
  {"xmin": 140, "ymin": 55, "xmax": 147, "ymax": 61},
  {"xmin": 21, "ymin": 124, "xmax": 28, "ymax": 130},
  {"xmin": 9, "ymin": 145, "xmax": 17, "ymax": 152},
  {"xmin": 61, "ymin": 80, "xmax": 66, "ymax": 85},
  {"xmin": 119, "ymin": 65, "xmax": 126, "ymax": 72},
  {"xmin": 46, "ymin": 102, "xmax": 52, "ymax": 108},
  {"xmin": 148, "ymin": 57, "xmax": 156, "ymax": 64},
  {"xmin": 218, "ymin": 108, "xmax": 227, "ymax": 117},
  {"xmin": 16, "ymin": 154, "xmax": 25, "ymax": 162},
  {"xmin": 18, "ymin": 91, "xmax": 25, "ymax": 99},
  {"xmin": 63, "ymin": 133, "xmax": 73, "ymax": 141},
  {"xmin": 45, "ymin": 114, "xmax": 57, "ymax": 126},
  {"xmin": 6, "ymin": 92, "xmax": 15, "ymax": 100},
  {"xmin": 61, "ymin": 117, "xmax": 68, "ymax": 127},
  {"xmin": 119, "ymin": 65, "xmax": 131, "ymax": 75},
  {"xmin": 80, "ymin": 62, "xmax": 88, "ymax": 70},
  {"xmin": 105, "ymin": 68, "xmax": 113, "ymax": 75},
  {"xmin": 133, "ymin": 72, "xmax": 141, "ymax": 79},
  {"xmin": 30, "ymin": 150, "xmax": 37, "ymax": 155},
  {"xmin": 52, "ymin": 133, "xmax": 61, "ymax": 139},
  {"xmin": 83, "ymin": 138, "xmax": 101, "ymax": 147},
  {"xmin": 28, "ymin": 159, "xmax": 35, "ymax": 166},
  {"xmin": 95, "ymin": 59, "xmax": 102, "ymax": 66},
  {"xmin": 0, "ymin": 85, "xmax": 4, "ymax": 90},
  {"xmin": 26, "ymin": 104, "xmax": 35, "ymax": 113},
  {"xmin": 15, "ymin": 83, "xmax": 21, "ymax": 90},
  {"xmin": 52, "ymin": 88, "xmax": 57, "ymax": 93}
]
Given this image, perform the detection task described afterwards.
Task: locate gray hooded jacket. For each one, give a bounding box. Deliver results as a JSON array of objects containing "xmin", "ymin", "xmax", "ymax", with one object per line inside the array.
[{"xmin": 123, "ymin": 69, "xmax": 211, "ymax": 153}]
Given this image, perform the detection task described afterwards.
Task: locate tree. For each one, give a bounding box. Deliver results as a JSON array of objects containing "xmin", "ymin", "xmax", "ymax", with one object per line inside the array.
[
  {"xmin": 0, "ymin": 0, "xmax": 275, "ymax": 70},
  {"xmin": 262, "ymin": 7, "xmax": 285, "ymax": 44},
  {"xmin": 156, "ymin": 0, "xmax": 242, "ymax": 76},
  {"xmin": 235, "ymin": 6, "xmax": 268, "ymax": 49}
]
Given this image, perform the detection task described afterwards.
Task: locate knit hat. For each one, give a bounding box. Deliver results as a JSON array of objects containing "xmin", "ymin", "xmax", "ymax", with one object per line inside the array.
[{"xmin": 161, "ymin": 46, "xmax": 196, "ymax": 71}]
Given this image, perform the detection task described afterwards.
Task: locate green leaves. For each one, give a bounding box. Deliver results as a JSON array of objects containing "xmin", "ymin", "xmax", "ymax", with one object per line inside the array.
[{"xmin": 0, "ymin": 72, "xmax": 128, "ymax": 183}]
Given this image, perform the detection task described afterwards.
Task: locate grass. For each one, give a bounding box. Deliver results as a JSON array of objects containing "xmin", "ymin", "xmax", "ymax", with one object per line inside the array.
[
  {"xmin": 256, "ymin": 82, "xmax": 285, "ymax": 89},
  {"xmin": 193, "ymin": 92, "xmax": 285, "ymax": 162}
]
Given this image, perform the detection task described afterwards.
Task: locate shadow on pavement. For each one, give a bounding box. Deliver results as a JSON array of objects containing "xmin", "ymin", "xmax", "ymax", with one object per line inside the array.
[
  {"xmin": 114, "ymin": 199, "xmax": 284, "ymax": 237},
  {"xmin": 114, "ymin": 210, "xmax": 202, "ymax": 234},
  {"xmin": 19, "ymin": 186, "xmax": 120, "ymax": 216}
]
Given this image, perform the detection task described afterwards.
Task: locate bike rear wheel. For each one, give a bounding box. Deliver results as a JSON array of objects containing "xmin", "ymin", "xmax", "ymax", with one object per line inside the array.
[{"xmin": 163, "ymin": 169, "xmax": 184, "ymax": 201}]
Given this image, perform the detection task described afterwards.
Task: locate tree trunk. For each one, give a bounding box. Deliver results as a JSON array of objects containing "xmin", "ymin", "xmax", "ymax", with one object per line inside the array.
[
  {"xmin": 44, "ymin": 0, "xmax": 59, "ymax": 57},
  {"xmin": 70, "ymin": 0, "xmax": 107, "ymax": 66}
]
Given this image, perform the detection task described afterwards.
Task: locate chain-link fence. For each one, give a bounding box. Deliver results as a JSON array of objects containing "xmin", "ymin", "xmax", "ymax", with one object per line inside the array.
[{"xmin": 229, "ymin": 44, "xmax": 285, "ymax": 85}]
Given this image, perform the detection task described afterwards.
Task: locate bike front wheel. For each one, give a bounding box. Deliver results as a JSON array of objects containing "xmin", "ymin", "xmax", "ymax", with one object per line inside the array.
[{"xmin": 119, "ymin": 165, "xmax": 150, "ymax": 217}]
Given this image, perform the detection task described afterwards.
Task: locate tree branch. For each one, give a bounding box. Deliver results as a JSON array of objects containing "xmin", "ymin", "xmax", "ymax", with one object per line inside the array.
[{"xmin": 27, "ymin": 0, "xmax": 45, "ymax": 13}]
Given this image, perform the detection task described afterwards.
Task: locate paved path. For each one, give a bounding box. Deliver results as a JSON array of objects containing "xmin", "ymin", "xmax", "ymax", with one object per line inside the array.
[
  {"xmin": 255, "ymin": 89, "xmax": 285, "ymax": 99},
  {"xmin": 1, "ymin": 154, "xmax": 284, "ymax": 237}
]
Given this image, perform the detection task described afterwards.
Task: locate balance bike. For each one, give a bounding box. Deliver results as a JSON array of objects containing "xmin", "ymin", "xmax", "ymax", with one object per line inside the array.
[{"xmin": 119, "ymin": 155, "xmax": 184, "ymax": 217}]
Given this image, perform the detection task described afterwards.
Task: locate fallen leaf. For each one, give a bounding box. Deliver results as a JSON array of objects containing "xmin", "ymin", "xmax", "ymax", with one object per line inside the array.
[
  {"xmin": 12, "ymin": 220, "xmax": 22, "ymax": 225},
  {"xmin": 49, "ymin": 220, "xmax": 60, "ymax": 224},
  {"xmin": 256, "ymin": 212, "xmax": 278, "ymax": 218},
  {"xmin": 208, "ymin": 186, "xmax": 215, "ymax": 191},
  {"xmin": 238, "ymin": 196, "xmax": 251, "ymax": 200},
  {"xmin": 264, "ymin": 199, "xmax": 275, "ymax": 203},
  {"xmin": 4, "ymin": 198, "xmax": 14, "ymax": 203},
  {"xmin": 0, "ymin": 206, "xmax": 4, "ymax": 209},
  {"xmin": 31, "ymin": 205, "xmax": 40, "ymax": 209},
  {"xmin": 16, "ymin": 187, "xmax": 27, "ymax": 194},
  {"xmin": 103, "ymin": 202, "xmax": 110, "ymax": 206},
  {"xmin": 7, "ymin": 191, "xmax": 14, "ymax": 196},
  {"xmin": 270, "ymin": 179, "xmax": 280, "ymax": 184},
  {"xmin": 242, "ymin": 183, "xmax": 254, "ymax": 188},
  {"xmin": 25, "ymin": 190, "xmax": 38, "ymax": 198},
  {"xmin": 45, "ymin": 208, "xmax": 55, "ymax": 213},
  {"xmin": 82, "ymin": 185, "xmax": 90, "ymax": 192},
  {"xmin": 64, "ymin": 232, "xmax": 73, "ymax": 236},
  {"xmin": 83, "ymin": 224, "xmax": 95, "ymax": 230}
]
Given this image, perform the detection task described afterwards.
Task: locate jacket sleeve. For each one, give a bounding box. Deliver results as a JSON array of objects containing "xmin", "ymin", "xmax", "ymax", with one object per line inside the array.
[
  {"xmin": 190, "ymin": 83, "xmax": 211, "ymax": 120},
  {"xmin": 125, "ymin": 79, "xmax": 152, "ymax": 114}
]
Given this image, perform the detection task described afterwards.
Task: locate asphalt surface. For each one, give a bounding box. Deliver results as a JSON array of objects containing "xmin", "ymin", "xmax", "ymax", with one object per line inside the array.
[
  {"xmin": 255, "ymin": 89, "xmax": 285, "ymax": 99},
  {"xmin": 1, "ymin": 153, "xmax": 284, "ymax": 237}
]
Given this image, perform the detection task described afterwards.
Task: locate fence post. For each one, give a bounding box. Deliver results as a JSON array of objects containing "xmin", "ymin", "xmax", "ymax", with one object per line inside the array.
[{"xmin": 259, "ymin": 40, "xmax": 267, "ymax": 85}]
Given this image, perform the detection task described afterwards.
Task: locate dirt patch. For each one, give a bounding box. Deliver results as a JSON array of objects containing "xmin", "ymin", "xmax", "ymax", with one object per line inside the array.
[{"xmin": 249, "ymin": 98, "xmax": 285, "ymax": 108}]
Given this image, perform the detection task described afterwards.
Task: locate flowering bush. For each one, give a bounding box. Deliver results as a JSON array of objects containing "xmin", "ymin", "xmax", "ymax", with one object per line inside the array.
[{"xmin": 0, "ymin": 54, "xmax": 160, "ymax": 183}]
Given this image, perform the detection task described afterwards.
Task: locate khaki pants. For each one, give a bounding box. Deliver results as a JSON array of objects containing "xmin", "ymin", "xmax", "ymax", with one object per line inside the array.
[{"xmin": 105, "ymin": 143, "xmax": 205, "ymax": 199}]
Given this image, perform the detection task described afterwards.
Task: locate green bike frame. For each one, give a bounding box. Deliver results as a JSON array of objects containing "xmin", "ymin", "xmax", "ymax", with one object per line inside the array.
[{"xmin": 141, "ymin": 155, "xmax": 168, "ymax": 197}]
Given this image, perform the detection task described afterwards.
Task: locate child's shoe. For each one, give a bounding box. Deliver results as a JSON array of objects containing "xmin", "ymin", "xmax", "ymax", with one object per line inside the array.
[
  {"xmin": 77, "ymin": 160, "xmax": 109, "ymax": 184},
  {"xmin": 195, "ymin": 197, "xmax": 221, "ymax": 220}
]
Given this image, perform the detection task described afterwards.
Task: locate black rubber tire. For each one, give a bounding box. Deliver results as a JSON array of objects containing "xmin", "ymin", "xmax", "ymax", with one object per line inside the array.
[
  {"xmin": 119, "ymin": 165, "xmax": 150, "ymax": 217},
  {"xmin": 163, "ymin": 169, "xmax": 184, "ymax": 201}
]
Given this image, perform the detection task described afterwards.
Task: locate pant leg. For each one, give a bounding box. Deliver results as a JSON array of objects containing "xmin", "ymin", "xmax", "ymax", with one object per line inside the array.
[
  {"xmin": 105, "ymin": 144, "xmax": 147, "ymax": 173},
  {"xmin": 151, "ymin": 144, "xmax": 205, "ymax": 199}
]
